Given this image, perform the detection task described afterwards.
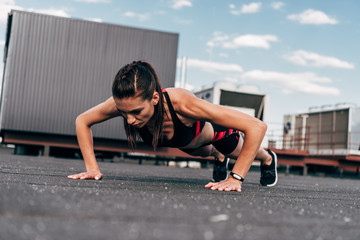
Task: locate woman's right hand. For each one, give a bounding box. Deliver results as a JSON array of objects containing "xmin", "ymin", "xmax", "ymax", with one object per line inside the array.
[
  {"xmin": 71, "ymin": 97, "xmax": 119, "ymax": 182},
  {"xmin": 67, "ymin": 170, "xmax": 103, "ymax": 180}
]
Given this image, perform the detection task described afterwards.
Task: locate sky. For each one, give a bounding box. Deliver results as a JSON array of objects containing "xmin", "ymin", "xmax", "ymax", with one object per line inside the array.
[{"xmin": 1, "ymin": 0, "xmax": 359, "ymax": 134}]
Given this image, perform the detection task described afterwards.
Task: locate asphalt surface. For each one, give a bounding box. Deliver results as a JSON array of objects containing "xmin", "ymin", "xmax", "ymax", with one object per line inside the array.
[{"xmin": 1, "ymin": 152, "xmax": 359, "ymax": 240}]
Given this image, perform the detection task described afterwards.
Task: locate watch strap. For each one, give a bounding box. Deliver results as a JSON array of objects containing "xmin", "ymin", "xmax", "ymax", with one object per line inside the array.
[{"xmin": 230, "ymin": 172, "xmax": 244, "ymax": 182}]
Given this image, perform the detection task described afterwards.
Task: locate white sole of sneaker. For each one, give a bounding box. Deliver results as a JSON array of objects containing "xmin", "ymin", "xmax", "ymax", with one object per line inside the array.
[{"xmin": 266, "ymin": 150, "xmax": 278, "ymax": 187}]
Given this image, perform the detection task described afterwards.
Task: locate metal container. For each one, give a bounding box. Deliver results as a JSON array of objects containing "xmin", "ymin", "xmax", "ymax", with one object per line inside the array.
[
  {"xmin": 1, "ymin": 10, "xmax": 178, "ymax": 143},
  {"xmin": 194, "ymin": 82, "xmax": 268, "ymax": 121},
  {"xmin": 283, "ymin": 104, "xmax": 360, "ymax": 155},
  {"xmin": 194, "ymin": 82, "xmax": 269, "ymax": 147}
]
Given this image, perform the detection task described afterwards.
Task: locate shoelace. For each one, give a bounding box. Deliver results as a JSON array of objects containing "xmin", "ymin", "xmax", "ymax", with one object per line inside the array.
[{"xmin": 262, "ymin": 168, "xmax": 275, "ymax": 178}]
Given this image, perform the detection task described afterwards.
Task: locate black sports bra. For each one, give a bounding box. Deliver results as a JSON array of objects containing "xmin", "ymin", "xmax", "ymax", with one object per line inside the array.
[{"xmin": 138, "ymin": 90, "xmax": 205, "ymax": 148}]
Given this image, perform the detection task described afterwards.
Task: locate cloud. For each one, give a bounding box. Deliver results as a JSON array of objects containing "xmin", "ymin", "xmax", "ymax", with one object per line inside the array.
[
  {"xmin": 229, "ymin": 2, "xmax": 262, "ymax": 15},
  {"xmin": 1, "ymin": 1, "xmax": 71, "ymax": 24},
  {"xmin": 171, "ymin": 0, "xmax": 192, "ymax": 10},
  {"xmin": 84, "ymin": 17, "xmax": 103, "ymax": 23},
  {"xmin": 207, "ymin": 32, "xmax": 278, "ymax": 50},
  {"xmin": 242, "ymin": 70, "xmax": 340, "ymax": 95},
  {"xmin": 179, "ymin": 58, "xmax": 243, "ymax": 73},
  {"xmin": 27, "ymin": 8, "xmax": 70, "ymax": 18},
  {"xmin": 241, "ymin": 2, "xmax": 262, "ymax": 13},
  {"xmin": 178, "ymin": 57, "xmax": 340, "ymax": 96},
  {"xmin": 219, "ymin": 53, "xmax": 229, "ymax": 58},
  {"xmin": 123, "ymin": 11, "xmax": 150, "ymax": 21},
  {"xmin": 173, "ymin": 16, "xmax": 192, "ymax": 25},
  {"xmin": 0, "ymin": 0, "xmax": 24, "ymax": 24},
  {"xmin": 271, "ymin": 2, "xmax": 284, "ymax": 10},
  {"xmin": 206, "ymin": 32, "xmax": 229, "ymax": 48},
  {"xmin": 74, "ymin": 0, "xmax": 110, "ymax": 2},
  {"xmin": 287, "ymin": 9, "xmax": 338, "ymax": 25},
  {"xmin": 284, "ymin": 50, "xmax": 355, "ymax": 69}
]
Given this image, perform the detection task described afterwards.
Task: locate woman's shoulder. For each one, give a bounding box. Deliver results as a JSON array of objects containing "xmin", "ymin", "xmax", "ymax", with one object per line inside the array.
[
  {"xmin": 164, "ymin": 88, "xmax": 198, "ymax": 112},
  {"xmin": 165, "ymin": 87, "xmax": 195, "ymax": 99}
]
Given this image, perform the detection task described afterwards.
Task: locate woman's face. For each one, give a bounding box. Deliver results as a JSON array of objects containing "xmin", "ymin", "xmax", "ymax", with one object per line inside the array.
[{"xmin": 113, "ymin": 92, "xmax": 159, "ymax": 128}]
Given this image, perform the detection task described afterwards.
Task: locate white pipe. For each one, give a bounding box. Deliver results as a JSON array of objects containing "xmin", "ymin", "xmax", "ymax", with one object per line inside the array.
[{"xmin": 180, "ymin": 56, "xmax": 187, "ymax": 89}]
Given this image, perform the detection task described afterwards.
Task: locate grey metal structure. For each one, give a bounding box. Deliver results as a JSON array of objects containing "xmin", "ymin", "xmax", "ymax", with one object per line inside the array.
[
  {"xmin": 194, "ymin": 82, "xmax": 268, "ymax": 121},
  {"xmin": 194, "ymin": 82, "xmax": 269, "ymax": 148},
  {"xmin": 0, "ymin": 10, "xmax": 178, "ymax": 145},
  {"xmin": 283, "ymin": 104, "xmax": 360, "ymax": 156}
]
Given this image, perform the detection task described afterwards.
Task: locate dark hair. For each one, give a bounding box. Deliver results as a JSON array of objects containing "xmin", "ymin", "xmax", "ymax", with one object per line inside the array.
[{"xmin": 112, "ymin": 61, "xmax": 165, "ymax": 149}]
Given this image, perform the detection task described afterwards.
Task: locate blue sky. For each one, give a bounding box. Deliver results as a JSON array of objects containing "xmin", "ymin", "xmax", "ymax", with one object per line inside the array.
[{"xmin": 1, "ymin": 0, "xmax": 359, "ymax": 133}]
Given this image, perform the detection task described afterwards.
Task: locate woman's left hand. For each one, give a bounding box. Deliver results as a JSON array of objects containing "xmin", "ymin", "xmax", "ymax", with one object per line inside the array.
[{"xmin": 205, "ymin": 177, "xmax": 242, "ymax": 192}]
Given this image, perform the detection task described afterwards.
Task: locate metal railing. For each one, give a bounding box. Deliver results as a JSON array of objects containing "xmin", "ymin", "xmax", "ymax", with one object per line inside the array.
[{"xmin": 266, "ymin": 127, "xmax": 360, "ymax": 156}]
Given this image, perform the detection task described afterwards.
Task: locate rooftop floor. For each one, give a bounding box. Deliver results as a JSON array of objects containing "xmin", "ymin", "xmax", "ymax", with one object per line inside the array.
[{"xmin": 1, "ymin": 153, "xmax": 360, "ymax": 240}]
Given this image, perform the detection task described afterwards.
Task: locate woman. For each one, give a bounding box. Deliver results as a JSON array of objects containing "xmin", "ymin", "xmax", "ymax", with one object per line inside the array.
[{"xmin": 68, "ymin": 61, "xmax": 278, "ymax": 192}]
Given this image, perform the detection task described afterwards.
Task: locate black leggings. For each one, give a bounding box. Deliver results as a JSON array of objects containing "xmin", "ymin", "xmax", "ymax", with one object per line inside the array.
[
  {"xmin": 181, "ymin": 123, "xmax": 241, "ymax": 156},
  {"xmin": 211, "ymin": 123, "xmax": 240, "ymax": 155}
]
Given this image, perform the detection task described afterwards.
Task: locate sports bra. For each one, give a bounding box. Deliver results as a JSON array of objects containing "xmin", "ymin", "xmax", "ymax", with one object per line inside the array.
[{"xmin": 138, "ymin": 90, "xmax": 205, "ymax": 148}]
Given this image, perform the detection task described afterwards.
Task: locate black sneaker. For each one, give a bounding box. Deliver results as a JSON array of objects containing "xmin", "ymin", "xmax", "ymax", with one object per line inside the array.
[
  {"xmin": 212, "ymin": 158, "xmax": 229, "ymax": 182},
  {"xmin": 260, "ymin": 150, "xmax": 278, "ymax": 187}
]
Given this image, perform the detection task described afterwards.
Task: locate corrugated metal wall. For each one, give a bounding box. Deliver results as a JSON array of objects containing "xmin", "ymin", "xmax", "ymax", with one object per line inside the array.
[
  {"xmin": 334, "ymin": 110, "xmax": 349, "ymax": 149},
  {"xmin": 307, "ymin": 109, "xmax": 349, "ymax": 153},
  {"xmin": 1, "ymin": 10, "xmax": 178, "ymax": 140}
]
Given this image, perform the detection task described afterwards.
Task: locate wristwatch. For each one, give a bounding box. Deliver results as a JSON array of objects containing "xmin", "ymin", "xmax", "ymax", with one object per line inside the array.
[{"xmin": 230, "ymin": 172, "xmax": 244, "ymax": 182}]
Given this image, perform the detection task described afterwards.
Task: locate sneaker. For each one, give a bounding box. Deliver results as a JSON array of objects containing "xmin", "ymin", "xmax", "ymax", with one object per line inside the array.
[
  {"xmin": 212, "ymin": 157, "xmax": 229, "ymax": 182},
  {"xmin": 260, "ymin": 150, "xmax": 278, "ymax": 187}
]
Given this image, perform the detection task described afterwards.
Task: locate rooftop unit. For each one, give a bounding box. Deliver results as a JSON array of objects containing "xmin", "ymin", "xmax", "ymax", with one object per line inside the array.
[
  {"xmin": 283, "ymin": 104, "xmax": 360, "ymax": 155},
  {"xmin": 194, "ymin": 82, "xmax": 269, "ymax": 146},
  {"xmin": 194, "ymin": 82, "xmax": 268, "ymax": 120}
]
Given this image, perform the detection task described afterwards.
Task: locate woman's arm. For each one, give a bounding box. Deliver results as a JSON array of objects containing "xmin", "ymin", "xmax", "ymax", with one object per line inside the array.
[
  {"xmin": 68, "ymin": 97, "xmax": 121, "ymax": 180},
  {"xmin": 169, "ymin": 88, "xmax": 267, "ymax": 190}
]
